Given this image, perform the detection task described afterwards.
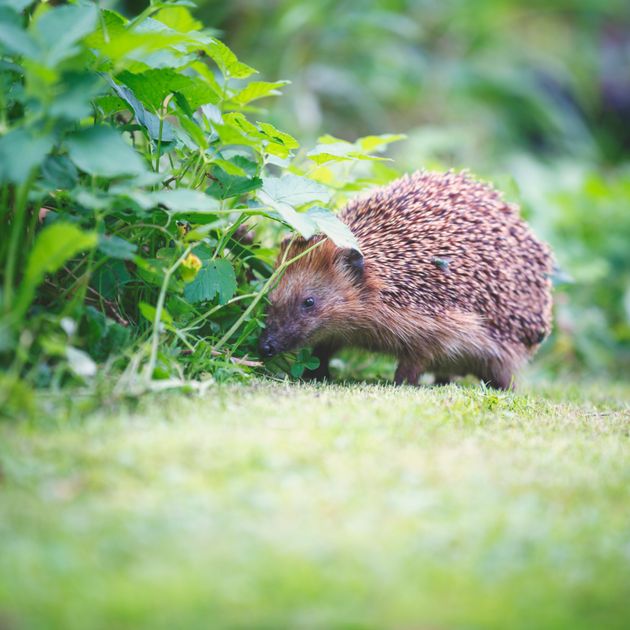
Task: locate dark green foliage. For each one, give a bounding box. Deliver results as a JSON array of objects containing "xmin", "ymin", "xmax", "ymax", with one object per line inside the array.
[{"xmin": 0, "ymin": 1, "xmax": 400, "ymax": 401}]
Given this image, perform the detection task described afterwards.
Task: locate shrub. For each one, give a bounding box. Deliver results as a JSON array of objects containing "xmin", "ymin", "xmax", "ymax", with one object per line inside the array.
[{"xmin": 0, "ymin": 0, "xmax": 403, "ymax": 403}]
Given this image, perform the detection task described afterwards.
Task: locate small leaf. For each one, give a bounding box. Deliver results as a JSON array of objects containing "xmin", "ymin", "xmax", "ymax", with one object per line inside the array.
[
  {"xmin": 184, "ymin": 259, "xmax": 236, "ymax": 304},
  {"xmin": 304, "ymin": 356, "xmax": 321, "ymax": 370},
  {"xmin": 290, "ymin": 362, "xmax": 305, "ymax": 378},
  {"xmin": 98, "ymin": 235, "xmax": 137, "ymax": 260},
  {"xmin": 234, "ymin": 80, "xmax": 290, "ymax": 105},
  {"xmin": 205, "ymin": 38, "xmax": 257, "ymax": 79},
  {"xmin": 66, "ymin": 126, "xmax": 147, "ymax": 178},
  {"xmin": 356, "ymin": 133, "xmax": 406, "ymax": 152},
  {"xmin": 139, "ymin": 301, "xmax": 173, "ymax": 325},
  {"xmin": 206, "ymin": 166, "xmax": 262, "ymax": 200}
]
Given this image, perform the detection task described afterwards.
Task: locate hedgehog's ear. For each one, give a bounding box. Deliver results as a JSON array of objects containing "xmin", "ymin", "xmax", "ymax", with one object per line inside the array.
[{"xmin": 340, "ymin": 248, "xmax": 364, "ymax": 282}]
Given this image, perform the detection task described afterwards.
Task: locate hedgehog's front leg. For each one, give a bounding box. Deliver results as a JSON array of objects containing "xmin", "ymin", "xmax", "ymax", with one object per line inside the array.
[
  {"xmin": 303, "ymin": 342, "xmax": 340, "ymax": 381},
  {"xmin": 394, "ymin": 357, "xmax": 424, "ymax": 386}
]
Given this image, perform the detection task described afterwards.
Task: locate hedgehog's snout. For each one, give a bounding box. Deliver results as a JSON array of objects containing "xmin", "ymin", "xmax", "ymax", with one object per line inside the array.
[{"xmin": 258, "ymin": 330, "xmax": 277, "ymax": 358}]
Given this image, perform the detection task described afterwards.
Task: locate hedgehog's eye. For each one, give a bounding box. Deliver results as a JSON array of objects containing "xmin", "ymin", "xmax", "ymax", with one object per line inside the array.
[{"xmin": 302, "ymin": 297, "xmax": 315, "ymax": 309}]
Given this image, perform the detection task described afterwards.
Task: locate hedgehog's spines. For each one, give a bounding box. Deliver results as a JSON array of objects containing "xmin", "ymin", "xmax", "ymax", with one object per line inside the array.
[{"xmin": 266, "ymin": 169, "xmax": 553, "ymax": 388}]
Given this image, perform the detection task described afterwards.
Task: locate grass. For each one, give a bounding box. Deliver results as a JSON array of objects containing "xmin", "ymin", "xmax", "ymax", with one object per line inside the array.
[{"xmin": 0, "ymin": 380, "xmax": 629, "ymax": 629}]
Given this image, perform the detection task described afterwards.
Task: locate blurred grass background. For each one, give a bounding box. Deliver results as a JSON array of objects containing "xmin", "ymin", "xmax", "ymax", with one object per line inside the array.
[{"xmin": 124, "ymin": 0, "xmax": 630, "ymax": 377}]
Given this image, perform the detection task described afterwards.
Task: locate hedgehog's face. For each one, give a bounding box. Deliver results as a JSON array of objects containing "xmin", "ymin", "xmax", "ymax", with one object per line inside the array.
[{"xmin": 259, "ymin": 241, "xmax": 365, "ymax": 358}]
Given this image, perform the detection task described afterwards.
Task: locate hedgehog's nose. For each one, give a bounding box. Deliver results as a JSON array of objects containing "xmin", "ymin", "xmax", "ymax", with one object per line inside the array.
[{"xmin": 259, "ymin": 337, "xmax": 277, "ymax": 358}]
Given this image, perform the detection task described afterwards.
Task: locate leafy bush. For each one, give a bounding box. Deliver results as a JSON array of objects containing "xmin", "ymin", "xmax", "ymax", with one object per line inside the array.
[{"xmin": 0, "ymin": 0, "xmax": 403, "ymax": 404}]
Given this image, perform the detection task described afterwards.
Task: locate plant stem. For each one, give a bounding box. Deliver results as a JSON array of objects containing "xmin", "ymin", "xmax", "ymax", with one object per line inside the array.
[
  {"xmin": 213, "ymin": 238, "xmax": 323, "ymax": 353},
  {"xmin": 3, "ymin": 178, "xmax": 31, "ymax": 315},
  {"xmin": 144, "ymin": 245, "xmax": 192, "ymax": 382}
]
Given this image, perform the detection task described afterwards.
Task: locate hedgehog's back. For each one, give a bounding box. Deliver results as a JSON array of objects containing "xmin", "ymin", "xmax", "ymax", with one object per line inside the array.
[{"xmin": 339, "ymin": 170, "xmax": 553, "ymax": 349}]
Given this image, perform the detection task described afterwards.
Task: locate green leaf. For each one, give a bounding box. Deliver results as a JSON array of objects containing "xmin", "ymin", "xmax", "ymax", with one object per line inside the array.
[
  {"xmin": 48, "ymin": 73, "xmax": 103, "ymax": 121},
  {"xmin": 15, "ymin": 223, "xmax": 97, "ymax": 317},
  {"xmin": 0, "ymin": 16, "xmax": 39, "ymax": 57},
  {"xmin": 257, "ymin": 175, "xmax": 333, "ymax": 238},
  {"xmin": 290, "ymin": 362, "xmax": 305, "ymax": 378},
  {"xmin": 205, "ymin": 38, "xmax": 257, "ymax": 79},
  {"xmin": 66, "ymin": 126, "xmax": 147, "ymax": 178},
  {"xmin": 356, "ymin": 133, "xmax": 406, "ymax": 152},
  {"xmin": 261, "ymin": 174, "xmax": 332, "ymax": 207},
  {"xmin": 139, "ymin": 301, "xmax": 173, "ymax": 325},
  {"xmin": 110, "ymin": 79, "xmax": 176, "ymax": 142},
  {"xmin": 84, "ymin": 306, "xmax": 131, "ymax": 362},
  {"xmin": 206, "ymin": 166, "xmax": 262, "ymax": 200},
  {"xmin": 152, "ymin": 189, "xmax": 220, "ymax": 214},
  {"xmin": 32, "ymin": 3, "xmax": 98, "ymax": 66},
  {"xmin": 41, "ymin": 155, "xmax": 78, "ymax": 190},
  {"xmin": 98, "ymin": 235, "xmax": 137, "ymax": 261},
  {"xmin": 154, "ymin": 6, "xmax": 204, "ymax": 33},
  {"xmin": 0, "ymin": 0, "xmax": 33, "ymax": 11},
  {"xmin": 306, "ymin": 206, "xmax": 361, "ymax": 251},
  {"xmin": 234, "ymin": 80, "xmax": 290, "ymax": 105},
  {"xmin": 184, "ymin": 259, "xmax": 236, "ymax": 304},
  {"xmin": 0, "ymin": 129, "xmax": 53, "ymax": 184},
  {"xmin": 257, "ymin": 191, "xmax": 316, "ymax": 238},
  {"xmin": 85, "ymin": 11, "xmax": 193, "ymax": 67},
  {"xmin": 117, "ymin": 69, "xmax": 219, "ymax": 111}
]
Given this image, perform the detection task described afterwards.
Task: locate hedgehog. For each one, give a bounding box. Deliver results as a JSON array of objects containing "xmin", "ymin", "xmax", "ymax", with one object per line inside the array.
[{"xmin": 258, "ymin": 170, "xmax": 553, "ymax": 389}]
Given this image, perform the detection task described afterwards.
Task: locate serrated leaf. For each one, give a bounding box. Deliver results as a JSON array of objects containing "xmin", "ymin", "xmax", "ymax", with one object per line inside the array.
[
  {"xmin": 306, "ymin": 206, "xmax": 361, "ymax": 251},
  {"xmin": 94, "ymin": 95, "xmax": 129, "ymax": 116},
  {"xmin": 261, "ymin": 174, "xmax": 332, "ymax": 207},
  {"xmin": 66, "ymin": 126, "xmax": 147, "ymax": 178},
  {"xmin": 152, "ymin": 189, "xmax": 220, "ymax": 214},
  {"xmin": 98, "ymin": 235, "xmax": 137, "ymax": 260},
  {"xmin": 205, "ymin": 38, "xmax": 257, "ymax": 79},
  {"xmin": 257, "ymin": 121, "xmax": 299, "ymax": 157},
  {"xmin": 206, "ymin": 166, "xmax": 262, "ymax": 200},
  {"xmin": 223, "ymin": 111, "xmax": 261, "ymax": 137},
  {"xmin": 117, "ymin": 68, "xmax": 219, "ymax": 111},
  {"xmin": 183, "ymin": 259, "xmax": 236, "ymax": 304},
  {"xmin": 234, "ymin": 80, "xmax": 290, "ymax": 105}
]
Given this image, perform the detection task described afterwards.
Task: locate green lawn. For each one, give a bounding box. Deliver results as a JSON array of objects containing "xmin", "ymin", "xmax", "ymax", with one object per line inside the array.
[{"xmin": 1, "ymin": 381, "xmax": 629, "ymax": 629}]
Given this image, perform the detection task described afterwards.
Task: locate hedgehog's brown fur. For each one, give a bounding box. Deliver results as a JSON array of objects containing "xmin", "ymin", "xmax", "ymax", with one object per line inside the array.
[{"xmin": 259, "ymin": 170, "xmax": 553, "ymax": 389}]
